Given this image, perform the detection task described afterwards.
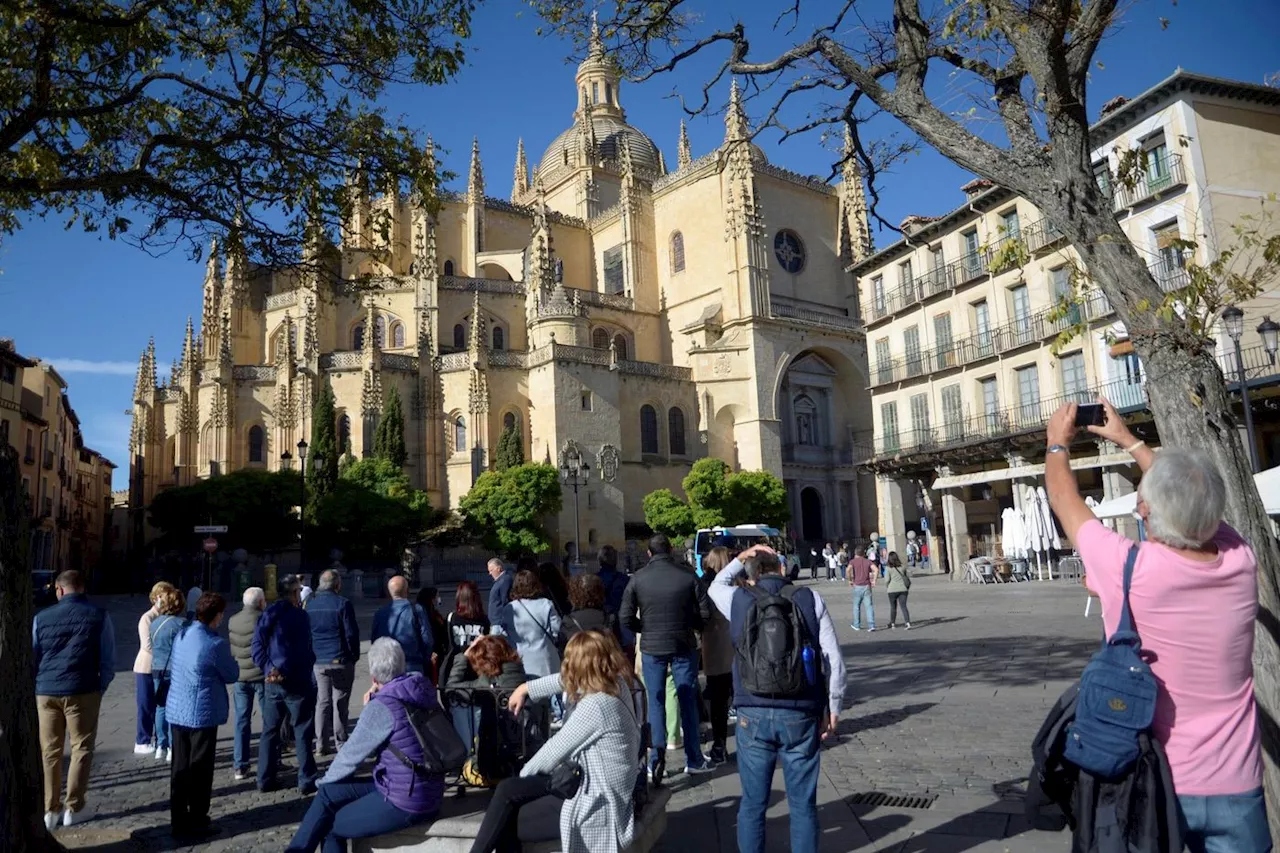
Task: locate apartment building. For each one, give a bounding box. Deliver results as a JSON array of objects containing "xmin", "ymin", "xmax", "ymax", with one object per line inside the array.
[{"xmin": 850, "ymin": 70, "xmax": 1280, "ymax": 572}]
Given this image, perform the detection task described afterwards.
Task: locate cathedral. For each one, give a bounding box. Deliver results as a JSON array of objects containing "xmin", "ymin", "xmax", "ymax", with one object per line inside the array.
[{"xmin": 128, "ymin": 24, "xmax": 878, "ymax": 554}]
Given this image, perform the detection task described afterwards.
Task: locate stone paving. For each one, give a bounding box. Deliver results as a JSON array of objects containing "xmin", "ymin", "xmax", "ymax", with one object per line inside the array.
[{"xmin": 50, "ymin": 573, "xmax": 1099, "ymax": 852}]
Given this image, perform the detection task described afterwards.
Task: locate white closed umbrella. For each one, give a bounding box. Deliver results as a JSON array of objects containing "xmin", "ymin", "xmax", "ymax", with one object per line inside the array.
[
  {"xmin": 1001, "ymin": 507, "xmax": 1028, "ymax": 559},
  {"xmin": 1037, "ymin": 486, "xmax": 1062, "ymax": 551}
]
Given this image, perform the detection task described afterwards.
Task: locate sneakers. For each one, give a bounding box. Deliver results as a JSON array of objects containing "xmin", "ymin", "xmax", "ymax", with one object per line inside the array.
[
  {"xmin": 685, "ymin": 757, "xmax": 715, "ymax": 775},
  {"xmin": 665, "ymin": 741, "xmax": 681, "ymax": 751},
  {"xmin": 44, "ymin": 812, "xmax": 59, "ymax": 832},
  {"xmin": 850, "ymin": 625, "xmax": 862, "ymax": 631},
  {"xmin": 233, "ymin": 769, "xmax": 248, "ymax": 782},
  {"xmin": 868, "ymin": 627, "xmax": 877, "ymax": 632},
  {"xmin": 133, "ymin": 743, "xmax": 153, "ymax": 755},
  {"xmin": 905, "ymin": 622, "xmax": 912, "ymax": 630},
  {"xmin": 649, "ymin": 750, "xmax": 666, "ymax": 786},
  {"xmin": 62, "ymin": 805, "xmax": 94, "ymax": 827},
  {"xmin": 708, "ymin": 745, "xmax": 728, "ymax": 765},
  {"xmin": 888, "ymin": 623, "xmax": 896, "ymax": 630},
  {"xmin": 154, "ymin": 747, "xmax": 168, "ymax": 761}
]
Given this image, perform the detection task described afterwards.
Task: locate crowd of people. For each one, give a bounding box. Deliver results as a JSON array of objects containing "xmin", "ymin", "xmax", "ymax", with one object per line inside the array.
[{"xmin": 28, "ymin": 393, "xmax": 1270, "ymax": 853}]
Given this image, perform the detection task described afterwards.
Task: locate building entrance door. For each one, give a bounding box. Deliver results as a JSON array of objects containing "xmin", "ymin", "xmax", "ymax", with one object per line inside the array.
[{"xmin": 800, "ymin": 487, "xmax": 824, "ymax": 542}]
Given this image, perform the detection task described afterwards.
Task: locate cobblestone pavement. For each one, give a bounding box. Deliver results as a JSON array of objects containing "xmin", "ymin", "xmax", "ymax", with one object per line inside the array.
[{"xmin": 52, "ymin": 574, "xmax": 1098, "ymax": 852}]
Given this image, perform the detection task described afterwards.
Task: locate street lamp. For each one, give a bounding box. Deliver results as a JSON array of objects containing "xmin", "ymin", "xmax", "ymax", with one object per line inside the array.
[
  {"xmin": 1259, "ymin": 316, "xmax": 1280, "ymax": 365},
  {"xmin": 559, "ymin": 445, "xmax": 590, "ymax": 567},
  {"xmin": 280, "ymin": 450, "xmax": 292, "ymax": 471},
  {"xmin": 1223, "ymin": 306, "xmax": 1261, "ymax": 473}
]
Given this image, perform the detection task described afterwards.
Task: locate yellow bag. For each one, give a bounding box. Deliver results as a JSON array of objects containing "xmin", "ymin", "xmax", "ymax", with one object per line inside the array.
[{"xmin": 461, "ymin": 758, "xmax": 498, "ymax": 788}]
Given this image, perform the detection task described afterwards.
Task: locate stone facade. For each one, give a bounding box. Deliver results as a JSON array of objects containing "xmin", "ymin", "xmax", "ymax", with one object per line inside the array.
[{"xmin": 129, "ymin": 27, "xmax": 878, "ymax": 553}]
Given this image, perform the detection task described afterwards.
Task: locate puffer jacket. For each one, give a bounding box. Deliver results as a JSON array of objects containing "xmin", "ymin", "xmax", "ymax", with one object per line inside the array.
[
  {"xmin": 227, "ymin": 606, "xmax": 264, "ymax": 682},
  {"xmin": 165, "ymin": 622, "xmax": 239, "ymax": 729},
  {"xmin": 619, "ymin": 554, "xmax": 710, "ymax": 656}
]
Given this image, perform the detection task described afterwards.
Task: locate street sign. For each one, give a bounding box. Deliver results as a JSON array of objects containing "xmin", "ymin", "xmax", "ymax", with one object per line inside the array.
[
  {"xmin": 919, "ymin": 517, "xmax": 929, "ymax": 532},
  {"xmin": 194, "ymin": 525, "xmax": 228, "ymax": 534},
  {"xmin": 203, "ymin": 537, "xmax": 219, "ymax": 553}
]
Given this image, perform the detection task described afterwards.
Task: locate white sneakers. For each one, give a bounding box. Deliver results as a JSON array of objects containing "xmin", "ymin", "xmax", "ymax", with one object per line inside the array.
[
  {"xmin": 62, "ymin": 804, "xmax": 94, "ymax": 827},
  {"xmin": 154, "ymin": 747, "xmax": 168, "ymax": 761},
  {"xmin": 44, "ymin": 812, "xmax": 58, "ymax": 831},
  {"xmin": 133, "ymin": 743, "xmax": 153, "ymax": 755}
]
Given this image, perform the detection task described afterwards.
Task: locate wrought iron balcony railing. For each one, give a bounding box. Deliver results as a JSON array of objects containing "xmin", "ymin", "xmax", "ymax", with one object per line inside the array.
[{"xmin": 1115, "ymin": 154, "xmax": 1187, "ymax": 210}]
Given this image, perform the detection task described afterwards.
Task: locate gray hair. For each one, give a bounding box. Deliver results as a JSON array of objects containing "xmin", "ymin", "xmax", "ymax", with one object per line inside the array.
[
  {"xmin": 1138, "ymin": 448, "xmax": 1226, "ymax": 549},
  {"xmin": 368, "ymin": 637, "xmax": 407, "ymax": 685},
  {"xmin": 242, "ymin": 587, "xmax": 265, "ymax": 610},
  {"xmin": 744, "ymin": 552, "xmax": 781, "ymax": 581},
  {"xmin": 318, "ymin": 569, "xmax": 341, "ymax": 592},
  {"xmin": 487, "ymin": 557, "xmax": 504, "ymax": 572}
]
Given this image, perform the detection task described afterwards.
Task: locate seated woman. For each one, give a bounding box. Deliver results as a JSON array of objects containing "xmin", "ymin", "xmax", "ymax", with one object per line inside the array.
[
  {"xmin": 444, "ymin": 635, "xmax": 529, "ymax": 775},
  {"xmin": 287, "ymin": 638, "xmax": 443, "ymax": 853},
  {"xmin": 469, "ymin": 631, "xmax": 641, "ymax": 853}
]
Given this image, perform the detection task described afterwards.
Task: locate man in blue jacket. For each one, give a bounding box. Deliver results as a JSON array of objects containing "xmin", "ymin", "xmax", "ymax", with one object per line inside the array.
[
  {"xmin": 370, "ymin": 575, "xmax": 432, "ymax": 675},
  {"xmin": 32, "ymin": 570, "xmax": 115, "ymax": 830},
  {"xmin": 305, "ymin": 569, "xmax": 359, "ymax": 756},
  {"xmin": 485, "ymin": 557, "xmax": 512, "ymax": 635},
  {"xmin": 251, "ymin": 574, "xmax": 318, "ymax": 794}
]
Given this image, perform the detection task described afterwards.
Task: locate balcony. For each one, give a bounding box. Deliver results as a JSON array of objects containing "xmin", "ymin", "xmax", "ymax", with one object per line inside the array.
[
  {"xmin": 40, "ymin": 497, "xmax": 52, "ymax": 518},
  {"xmin": 42, "ymin": 450, "xmax": 53, "ymax": 470},
  {"xmin": 1023, "ymin": 218, "xmax": 1067, "ymax": 254},
  {"xmin": 781, "ymin": 443, "xmax": 874, "ymax": 466},
  {"xmin": 949, "ymin": 250, "xmax": 991, "ymax": 288},
  {"xmin": 1150, "ymin": 254, "xmax": 1192, "ymax": 294},
  {"xmin": 23, "ymin": 449, "xmax": 34, "ymax": 465},
  {"xmin": 915, "ymin": 265, "xmax": 951, "ymax": 300},
  {"xmin": 1115, "ymin": 154, "xmax": 1186, "ymax": 210},
  {"xmin": 769, "ymin": 300, "xmax": 862, "ymax": 333}
]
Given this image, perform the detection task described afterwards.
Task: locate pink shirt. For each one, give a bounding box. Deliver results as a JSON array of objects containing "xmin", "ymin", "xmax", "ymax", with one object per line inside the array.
[{"xmin": 1076, "ymin": 519, "xmax": 1261, "ymax": 796}]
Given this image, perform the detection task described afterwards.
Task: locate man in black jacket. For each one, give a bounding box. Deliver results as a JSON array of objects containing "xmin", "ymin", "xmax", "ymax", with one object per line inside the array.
[{"xmin": 621, "ymin": 533, "xmax": 712, "ymax": 778}]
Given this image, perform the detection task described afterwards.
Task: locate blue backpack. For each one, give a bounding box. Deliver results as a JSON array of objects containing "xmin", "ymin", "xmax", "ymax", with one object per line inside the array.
[{"xmin": 1063, "ymin": 546, "xmax": 1158, "ymax": 779}]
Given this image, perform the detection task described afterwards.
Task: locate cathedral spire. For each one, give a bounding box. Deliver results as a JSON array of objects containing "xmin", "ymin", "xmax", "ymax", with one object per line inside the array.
[
  {"xmin": 587, "ymin": 11, "xmax": 604, "ymax": 59},
  {"xmin": 840, "ymin": 125, "xmax": 873, "ymax": 261},
  {"xmin": 512, "ymin": 138, "xmax": 529, "ymax": 200},
  {"xmin": 132, "ymin": 344, "xmax": 150, "ymax": 404},
  {"xmin": 468, "ymin": 288, "xmax": 486, "ymax": 357},
  {"xmin": 677, "ymin": 120, "xmax": 692, "ymax": 169},
  {"xmin": 145, "ymin": 337, "xmax": 158, "ymax": 391},
  {"xmin": 363, "ymin": 299, "xmax": 378, "ymax": 356},
  {"xmin": 578, "ymin": 100, "xmax": 597, "ymax": 164},
  {"xmin": 725, "ymin": 78, "xmax": 748, "ymax": 143},
  {"xmin": 219, "ymin": 313, "xmax": 233, "ymax": 367},
  {"xmin": 179, "ymin": 316, "xmax": 196, "ymax": 378},
  {"xmin": 467, "ymin": 137, "xmax": 484, "ymax": 203}
]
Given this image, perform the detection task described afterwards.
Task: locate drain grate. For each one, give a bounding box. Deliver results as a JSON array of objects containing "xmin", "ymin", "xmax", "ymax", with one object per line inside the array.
[{"xmin": 847, "ymin": 791, "xmax": 938, "ymax": 810}]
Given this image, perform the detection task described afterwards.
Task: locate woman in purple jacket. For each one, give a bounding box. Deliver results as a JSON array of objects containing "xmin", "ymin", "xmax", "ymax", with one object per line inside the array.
[{"xmin": 286, "ymin": 638, "xmax": 443, "ymax": 853}]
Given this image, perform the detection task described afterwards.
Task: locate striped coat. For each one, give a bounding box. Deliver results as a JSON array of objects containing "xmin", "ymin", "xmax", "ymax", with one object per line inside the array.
[{"xmin": 521, "ymin": 674, "xmax": 641, "ymax": 853}]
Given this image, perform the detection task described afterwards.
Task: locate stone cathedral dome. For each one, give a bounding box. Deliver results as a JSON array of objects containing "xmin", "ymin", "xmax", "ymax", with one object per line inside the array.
[{"xmin": 538, "ymin": 114, "xmax": 665, "ymax": 175}]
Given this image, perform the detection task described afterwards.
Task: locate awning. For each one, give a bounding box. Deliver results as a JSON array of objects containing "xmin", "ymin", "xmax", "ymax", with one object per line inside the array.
[
  {"xmin": 931, "ymin": 452, "xmax": 1133, "ymax": 490},
  {"xmin": 1092, "ymin": 463, "xmax": 1280, "ymax": 519}
]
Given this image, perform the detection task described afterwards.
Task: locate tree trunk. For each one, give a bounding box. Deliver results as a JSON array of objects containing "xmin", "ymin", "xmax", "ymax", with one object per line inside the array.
[{"xmin": 0, "ymin": 446, "xmax": 64, "ymax": 853}]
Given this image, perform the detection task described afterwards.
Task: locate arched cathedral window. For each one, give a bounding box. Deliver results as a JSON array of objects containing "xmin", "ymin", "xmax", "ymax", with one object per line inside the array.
[
  {"xmin": 592, "ymin": 328, "xmax": 610, "ymax": 350},
  {"xmin": 443, "ymin": 260, "xmax": 455, "ymax": 276},
  {"xmin": 492, "ymin": 326, "xmax": 505, "ymax": 350},
  {"xmin": 668, "ymin": 408, "xmax": 686, "ymax": 456},
  {"xmin": 670, "ymin": 231, "xmax": 685, "ymax": 273},
  {"xmin": 612, "ymin": 334, "xmax": 628, "ymax": 361},
  {"xmin": 454, "ymin": 416, "xmax": 467, "ymax": 454},
  {"xmin": 390, "ymin": 322, "xmax": 405, "ymax": 348},
  {"xmin": 352, "ymin": 324, "xmax": 364, "ymax": 350},
  {"xmin": 640, "ymin": 405, "xmax": 659, "ymax": 455},
  {"xmin": 248, "ymin": 425, "xmax": 264, "ymax": 463},
  {"xmin": 453, "ymin": 324, "xmax": 466, "ymax": 350}
]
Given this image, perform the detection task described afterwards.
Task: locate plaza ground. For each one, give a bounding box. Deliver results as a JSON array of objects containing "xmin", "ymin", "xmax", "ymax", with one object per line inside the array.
[{"xmin": 50, "ymin": 573, "xmax": 1099, "ymax": 852}]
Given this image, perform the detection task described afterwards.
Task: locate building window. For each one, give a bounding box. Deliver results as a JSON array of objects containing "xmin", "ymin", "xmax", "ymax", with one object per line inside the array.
[
  {"xmin": 503, "ymin": 411, "xmax": 517, "ymax": 431},
  {"xmin": 909, "ymin": 394, "xmax": 930, "ymax": 446},
  {"xmin": 581, "ymin": 392, "xmax": 592, "ymax": 411},
  {"xmin": 668, "ymin": 408, "xmax": 687, "ymax": 455},
  {"xmin": 1011, "ymin": 285, "xmax": 1032, "ymax": 344},
  {"xmin": 592, "ymin": 328, "xmax": 610, "ymax": 350},
  {"xmin": 338, "ymin": 414, "xmax": 351, "ymax": 454},
  {"xmin": 1051, "ymin": 266, "xmax": 1081, "ymax": 325},
  {"xmin": 874, "ymin": 338, "xmax": 892, "ymax": 385},
  {"xmin": 930, "ymin": 245, "xmax": 944, "ymax": 272},
  {"xmin": 640, "ymin": 405, "xmax": 659, "ymax": 454},
  {"xmin": 453, "ymin": 324, "xmax": 466, "ymax": 350},
  {"xmin": 1061, "ymin": 352, "xmax": 1088, "ymax": 402},
  {"xmin": 592, "ymin": 81, "xmax": 599, "ymax": 104},
  {"xmin": 612, "ymin": 334, "xmax": 628, "ymax": 360},
  {"xmin": 1092, "ymin": 160, "xmax": 1112, "ymax": 199},
  {"xmin": 587, "ymin": 491, "xmax": 598, "ymax": 509},
  {"xmin": 904, "ymin": 326, "xmax": 922, "ymax": 377},
  {"xmin": 453, "ymin": 417, "xmax": 467, "ymax": 454},
  {"xmin": 872, "ymin": 275, "xmax": 885, "ymax": 314},
  {"xmin": 1143, "ymin": 132, "xmax": 1171, "ymax": 189},
  {"xmin": 670, "ymin": 231, "xmax": 685, "ymax": 273},
  {"xmin": 1, "ymin": 363, "xmax": 14, "ymax": 384},
  {"xmin": 941, "ymin": 384, "xmax": 963, "ymax": 441},
  {"xmin": 980, "ymin": 376, "xmax": 1000, "ymax": 430},
  {"xmin": 1000, "ymin": 208, "xmax": 1021, "ymax": 239},
  {"xmin": 973, "ymin": 300, "xmax": 992, "ymax": 353},
  {"xmin": 352, "ymin": 324, "xmax": 365, "ymax": 350},
  {"xmin": 962, "ymin": 229, "xmax": 982, "ymax": 277},
  {"xmin": 899, "ymin": 259, "xmax": 913, "ymax": 290},
  {"xmin": 248, "ymin": 426, "xmax": 264, "ymax": 463},
  {"xmin": 492, "ymin": 326, "xmax": 505, "ymax": 350},
  {"xmin": 391, "ymin": 322, "xmax": 405, "ymax": 348},
  {"xmin": 443, "ymin": 259, "xmax": 455, "ymax": 276},
  {"xmin": 1154, "ymin": 221, "xmax": 1186, "ymax": 284},
  {"xmin": 934, "ymin": 313, "xmax": 954, "ymax": 369},
  {"xmin": 605, "ymin": 82, "xmax": 612, "ymax": 104},
  {"xmin": 1016, "ymin": 365, "xmax": 1040, "ymax": 423},
  {"xmin": 773, "ymin": 229, "xmax": 805, "ymax": 273},
  {"xmin": 881, "ymin": 401, "xmax": 899, "ymax": 452},
  {"xmin": 603, "ymin": 246, "xmax": 624, "ymax": 294},
  {"xmin": 374, "ymin": 315, "xmax": 387, "ymax": 347}
]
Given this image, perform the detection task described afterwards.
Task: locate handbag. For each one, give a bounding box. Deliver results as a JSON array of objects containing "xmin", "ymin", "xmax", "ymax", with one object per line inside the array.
[{"xmin": 547, "ymin": 760, "xmax": 583, "ymax": 799}]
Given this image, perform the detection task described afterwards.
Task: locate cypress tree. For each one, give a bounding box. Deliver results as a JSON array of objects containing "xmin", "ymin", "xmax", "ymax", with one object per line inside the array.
[
  {"xmin": 307, "ymin": 378, "xmax": 339, "ymax": 508},
  {"xmin": 495, "ymin": 423, "xmax": 524, "ymax": 471},
  {"xmin": 374, "ymin": 386, "xmax": 408, "ymax": 469}
]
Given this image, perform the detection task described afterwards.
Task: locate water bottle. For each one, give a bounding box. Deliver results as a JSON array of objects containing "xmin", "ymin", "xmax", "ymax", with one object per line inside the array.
[{"xmin": 802, "ymin": 645, "xmax": 817, "ymax": 686}]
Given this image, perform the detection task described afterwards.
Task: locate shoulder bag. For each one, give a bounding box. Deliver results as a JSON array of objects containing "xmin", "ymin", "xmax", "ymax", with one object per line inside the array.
[{"xmin": 517, "ymin": 600, "xmax": 565, "ymax": 654}]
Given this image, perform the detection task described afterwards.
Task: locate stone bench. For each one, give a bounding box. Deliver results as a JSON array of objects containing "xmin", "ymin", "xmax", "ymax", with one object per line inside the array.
[{"xmin": 354, "ymin": 786, "xmax": 671, "ymax": 853}]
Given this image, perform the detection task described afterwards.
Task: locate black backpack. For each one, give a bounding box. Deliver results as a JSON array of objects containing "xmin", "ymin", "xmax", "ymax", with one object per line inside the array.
[
  {"xmin": 383, "ymin": 695, "xmax": 469, "ymax": 776},
  {"xmin": 736, "ymin": 584, "xmax": 808, "ymax": 697}
]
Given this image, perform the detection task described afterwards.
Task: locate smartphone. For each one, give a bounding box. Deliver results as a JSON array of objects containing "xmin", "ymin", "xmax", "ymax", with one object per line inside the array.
[{"xmin": 1074, "ymin": 403, "xmax": 1106, "ymax": 428}]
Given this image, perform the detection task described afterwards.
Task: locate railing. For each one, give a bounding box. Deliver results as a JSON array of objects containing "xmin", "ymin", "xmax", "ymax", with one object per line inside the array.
[
  {"xmin": 1116, "ymin": 154, "xmax": 1186, "ymax": 210},
  {"xmin": 438, "ymin": 352, "xmax": 472, "ymax": 372},
  {"xmin": 573, "ymin": 289, "xmax": 635, "ymax": 311},
  {"xmin": 264, "ymin": 290, "xmax": 298, "ymax": 311},
  {"xmin": 319, "ymin": 351, "xmax": 363, "ymax": 370},
  {"xmin": 1150, "ymin": 254, "xmax": 1192, "ymax": 293},
  {"xmin": 487, "ymin": 349, "xmax": 528, "ymax": 369},
  {"xmin": 232, "ymin": 365, "xmax": 277, "ymax": 382},
  {"xmin": 949, "ymin": 250, "xmax": 992, "ymax": 288},
  {"xmin": 24, "ymin": 450, "xmax": 34, "ymax": 465},
  {"xmin": 380, "ymin": 353, "xmax": 418, "ymax": 372},
  {"xmin": 440, "ymin": 276, "xmax": 526, "ymax": 295},
  {"xmin": 781, "ymin": 443, "xmax": 874, "ymax": 465},
  {"xmin": 769, "ymin": 301, "xmax": 862, "ymax": 332},
  {"xmin": 616, "ymin": 360, "xmax": 692, "ymax": 381},
  {"xmin": 916, "ymin": 265, "xmax": 950, "ymax": 300},
  {"xmin": 1023, "ymin": 217, "xmax": 1067, "ymax": 254}
]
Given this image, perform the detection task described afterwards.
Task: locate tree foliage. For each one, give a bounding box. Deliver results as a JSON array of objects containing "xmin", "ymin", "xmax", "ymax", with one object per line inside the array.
[
  {"xmin": 495, "ymin": 423, "xmax": 525, "ymax": 471},
  {"xmin": 724, "ymin": 470, "xmax": 791, "ymax": 530},
  {"xmin": 643, "ymin": 488, "xmax": 696, "ymax": 540},
  {"xmin": 308, "ymin": 379, "xmax": 340, "ymax": 516},
  {"xmin": 374, "ymin": 386, "xmax": 408, "ymax": 469},
  {"xmin": 148, "ymin": 469, "xmax": 302, "ymax": 553},
  {"xmin": 311, "ymin": 457, "xmax": 430, "ymax": 562},
  {"xmin": 0, "ymin": 0, "xmax": 475, "ymax": 265},
  {"xmin": 459, "ymin": 463, "xmax": 563, "ymax": 558}
]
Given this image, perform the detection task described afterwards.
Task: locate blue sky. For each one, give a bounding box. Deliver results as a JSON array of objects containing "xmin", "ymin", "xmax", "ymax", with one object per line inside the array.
[{"xmin": 1, "ymin": 0, "xmax": 1276, "ymax": 490}]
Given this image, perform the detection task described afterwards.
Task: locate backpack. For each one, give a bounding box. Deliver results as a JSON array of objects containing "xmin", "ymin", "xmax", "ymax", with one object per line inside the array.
[
  {"xmin": 736, "ymin": 584, "xmax": 809, "ymax": 697},
  {"xmin": 383, "ymin": 695, "xmax": 469, "ymax": 776},
  {"xmin": 1063, "ymin": 546, "xmax": 1157, "ymax": 780}
]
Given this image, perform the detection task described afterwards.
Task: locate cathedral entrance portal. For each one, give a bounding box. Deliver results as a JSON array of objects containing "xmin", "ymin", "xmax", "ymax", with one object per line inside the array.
[{"xmin": 800, "ymin": 487, "xmax": 824, "ymax": 542}]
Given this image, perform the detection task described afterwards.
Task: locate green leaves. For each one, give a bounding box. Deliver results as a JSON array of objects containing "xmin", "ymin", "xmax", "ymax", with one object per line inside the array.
[
  {"xmin": 458, "ymin": 463, "xmax": 563, "ymax": 558},
  {"xmin": 643, "ymin": 488, "xmax": 695, "ymax": 539},
  {"xmin": 310, "ymin": 456, "xmax": 432, "ymax": 561},
  {"xmin": 494, "ymin": 423, "xmax": 525, "ymax": 471},
  {"xmin": 643, "ymin": 459, "xmax": 791, "ymax": 537},
  {"xmin": 373, "ymin": 386, "xmax": 407, "ymax": 469},
  {"xmin": 147, "ymin": 468, "xmax": 303, "ymax": 553}
]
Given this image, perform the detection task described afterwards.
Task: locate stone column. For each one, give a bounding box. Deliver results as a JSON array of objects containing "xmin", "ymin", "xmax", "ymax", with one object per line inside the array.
[
  {"xmin": 877, "ymin": 475, "xmax": 908, "ymax": 557},
  {"xmin": 940, "ymin": 490, "xmax": 968, "ymax": 581},
  {"xmin": 1103, "ymin": 464, "xmax": 1138, "ymax": 539}
]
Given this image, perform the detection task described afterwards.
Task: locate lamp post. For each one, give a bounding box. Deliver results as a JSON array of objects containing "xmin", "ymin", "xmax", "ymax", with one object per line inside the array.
[
  {"xmin": 297, "ymin": 439, "xmax": 309, "ymax": 583},
  {"xmin": 559, "ymin": 445, "xmax": 590, "ymax": 567},
  {"xmin": 1223, "ymin": 306, "xmax": 1263, "ymax": 473}
]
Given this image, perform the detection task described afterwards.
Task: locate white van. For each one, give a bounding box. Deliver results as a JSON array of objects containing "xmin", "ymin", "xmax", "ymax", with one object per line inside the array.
[{"xmin": 692, "ymin": 524, "xmax": 783, "ymax": 574}]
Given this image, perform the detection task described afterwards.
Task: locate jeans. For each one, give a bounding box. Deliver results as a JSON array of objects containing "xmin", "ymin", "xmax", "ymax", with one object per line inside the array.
[
  {"xmin": 641, "ymin": 650, "xmax": 703, "ymax": 769},
  {"xmin": 36, "ymin": 692, "xmax": 102, "ymax": 813},
  {"xmin": 852, "ymin": 585, "xmax": 875, "ymax": 629},
  {"xmin": 259, "ymin": 683, "xmax": 318, "ymax": 792},
  {"xmin": 315, "ymin": 664, "xmax": 355, "ymax": 751},
  {"xmin": 135, "ymin": 673, "xmax": 155, "ymax": 746},
  {"xmin": 233, "ymin": 680, "xmax": 265, "ymax": 772},
  {"xmin": 153, "ymin": 673, "xmax": 171, "ymax": 750},
  {"xmin": 888, "ymin": 591, "xmax": 910, "ymax": 625},
  {"xmin": 170, "ymin": 724, "xmax": 217, "ymax": 836},
  {"xmin": 735, "ymin": 707, "xmax": 821, "ymax": 853},
  {"xmin": 1178, "ymin": 788, "xmax": 1271, "ymax": 853},
  {"xmin": 468, "ymin": 773, "xmax": 554, "ymax": 853},
  {"xmin": 287, "ymin": 779, "xmax": 431, "ymax": 853}
]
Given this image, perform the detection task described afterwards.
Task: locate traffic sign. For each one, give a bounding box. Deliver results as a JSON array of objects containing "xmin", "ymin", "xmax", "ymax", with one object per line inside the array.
[
  {"xmin": 194, "ymin": 525, "xmax": 228, "ymax": 534},
  {"xmin": 919, "ymin": 517, "xmax": 929, "ymax": 532},
  {"xmin": 203, "ymin": 537, "xmax": 219, "ymax": 553}
]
